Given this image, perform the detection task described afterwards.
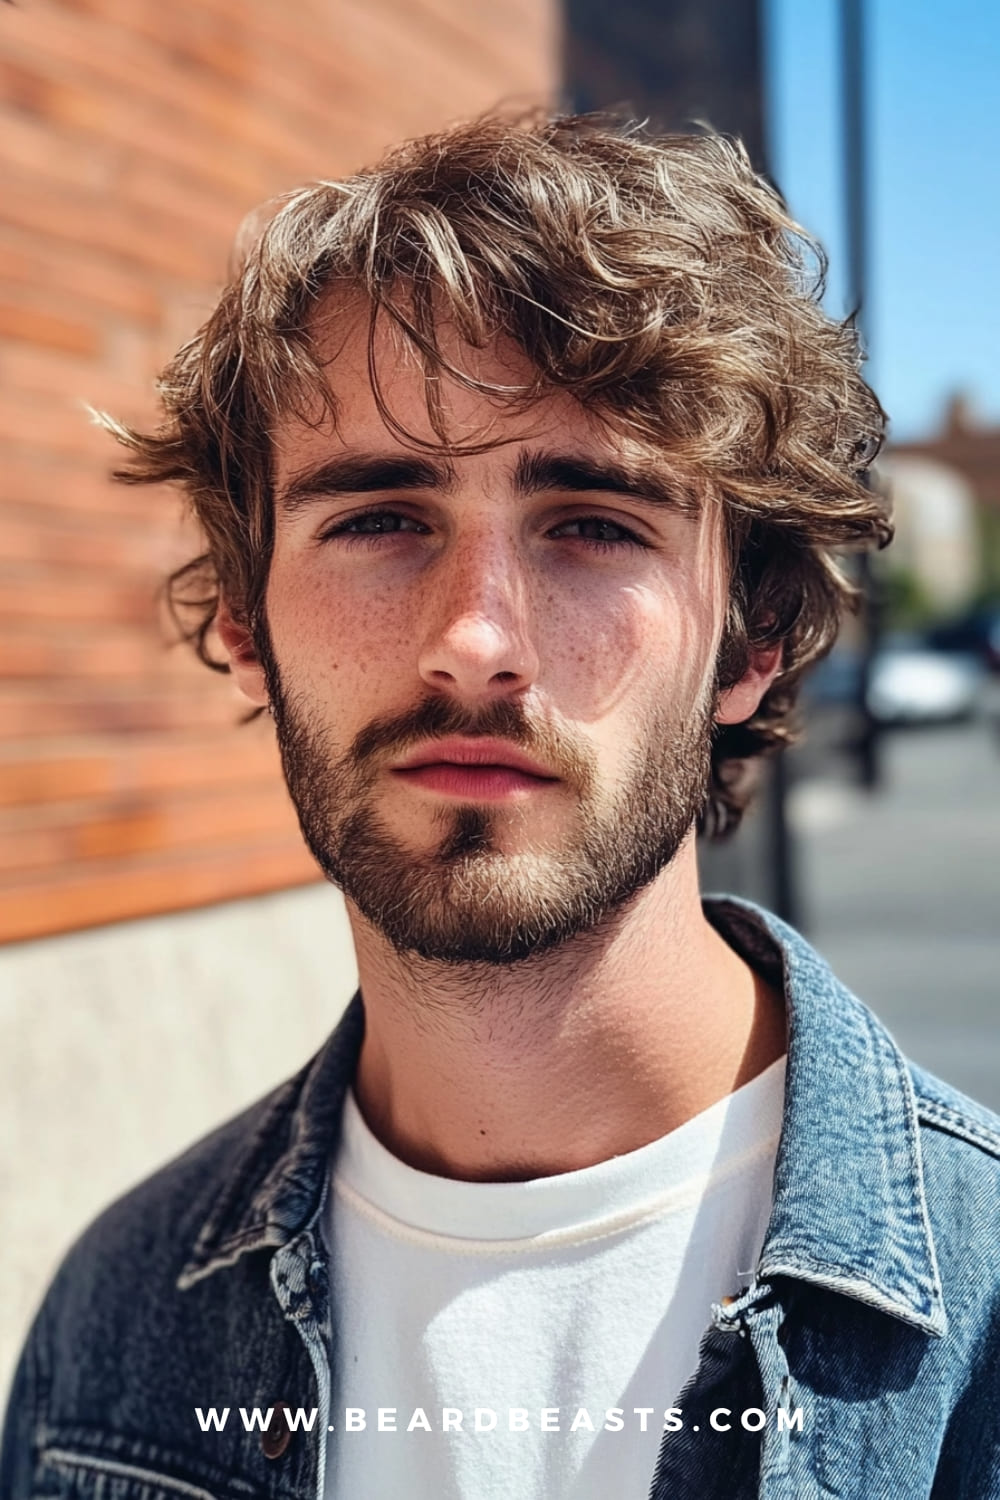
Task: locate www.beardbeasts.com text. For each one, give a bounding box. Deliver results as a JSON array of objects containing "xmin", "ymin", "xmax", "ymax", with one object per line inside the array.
[{"xmin": 195, "ymin": 1405, "xmax": 806, "ymax": 1436}]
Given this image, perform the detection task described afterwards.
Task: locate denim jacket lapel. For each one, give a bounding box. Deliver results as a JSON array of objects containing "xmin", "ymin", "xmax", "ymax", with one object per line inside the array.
[
  {"xmin": 707, "ymin": 898, "xmax": 946, "ymax": 1338},
  {"xmin": 178, "ymin": 994, "xmax": 365, "ymax": 1291}
]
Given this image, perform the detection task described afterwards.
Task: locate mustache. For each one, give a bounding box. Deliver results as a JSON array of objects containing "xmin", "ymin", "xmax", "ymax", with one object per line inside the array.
[{"xmin": 349, "ymin": 694, "xmax": 596, "ymax": 793}]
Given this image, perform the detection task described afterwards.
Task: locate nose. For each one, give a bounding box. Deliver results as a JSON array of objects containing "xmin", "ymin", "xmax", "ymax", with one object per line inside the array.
[{"xmin": 417, "ymin": 532, "xmax": 540, "ymax": 699}]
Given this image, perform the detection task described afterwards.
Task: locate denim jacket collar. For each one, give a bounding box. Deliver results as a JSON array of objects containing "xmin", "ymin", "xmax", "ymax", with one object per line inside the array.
[
  {"xmin": 177, "ymin": 994, "xmax": 366, "ymax": 1290},
  {"xmin": 708, "ymin": 899, "xmax": 947, "ymax": 1339},
  {"xmin": 178, "ymin": 896, "xmax": 946, "ymax": 1339}
]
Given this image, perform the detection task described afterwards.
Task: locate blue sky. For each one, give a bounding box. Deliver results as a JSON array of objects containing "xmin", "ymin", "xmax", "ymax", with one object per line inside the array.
[{"xmin": 766, "ymin": 0, "xmax": 1000, "ymax": 440}]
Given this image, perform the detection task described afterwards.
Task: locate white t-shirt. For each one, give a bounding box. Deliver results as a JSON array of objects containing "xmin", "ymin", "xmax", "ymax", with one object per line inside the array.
[{"xmin": 323, "ymin": 1055, "xmax": 785, "ymax": 1500}]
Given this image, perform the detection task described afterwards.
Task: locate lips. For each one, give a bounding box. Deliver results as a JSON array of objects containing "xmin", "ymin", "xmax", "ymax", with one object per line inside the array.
[
  {"xmin": 393, "ymin": 738, "xmax": 558, "ymax": 780},
  {"xmin": 391, "ymin": 738, "xmax": 560, "ymax": 800}
]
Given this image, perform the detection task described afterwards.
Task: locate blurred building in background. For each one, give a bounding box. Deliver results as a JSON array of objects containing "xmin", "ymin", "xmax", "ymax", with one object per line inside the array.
[
  {"xmin": 878, "ymin": 456, "xmax": 979, "ymax": 616},
  {"xmin": 894, "ymin": 394, "xmax": 1000, "ymax": 512},
  {"xmin": 886, "ymin": 396, "xmax": 1000, "ymax": 616},
  {"xmin": 565, "ymin": 0, "xmax": 766, "ymax": 168}
]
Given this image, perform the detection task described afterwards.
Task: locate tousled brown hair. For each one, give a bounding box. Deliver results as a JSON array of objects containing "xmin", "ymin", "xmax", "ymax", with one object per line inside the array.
[{"xmin": 104, "ymin": 110, "xmax": 891, "ymax": 838}]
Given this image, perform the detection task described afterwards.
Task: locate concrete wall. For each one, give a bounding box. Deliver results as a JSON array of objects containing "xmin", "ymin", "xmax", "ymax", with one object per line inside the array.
[{"xmin": 0, "ymin": 880, "xmax": 356, "ymax": 1406}]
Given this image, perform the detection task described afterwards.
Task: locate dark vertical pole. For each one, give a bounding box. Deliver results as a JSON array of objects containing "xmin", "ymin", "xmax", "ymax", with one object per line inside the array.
[
  {"xmin": 842, "ymin": 0, "xmax": 867, "ymax": 326},
  {"xmin": 842, "ymin": 0, "xmax": 883, "ymax": 789},
  {"xmin": 767, "ymin": 742, "xmax": 798, "ymax": 927}
]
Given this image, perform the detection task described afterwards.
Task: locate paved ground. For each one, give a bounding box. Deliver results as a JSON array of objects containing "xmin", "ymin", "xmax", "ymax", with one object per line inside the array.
[{"xmin": 789, "ymin": 709, "xmax": 1000, "ymax": 1111}]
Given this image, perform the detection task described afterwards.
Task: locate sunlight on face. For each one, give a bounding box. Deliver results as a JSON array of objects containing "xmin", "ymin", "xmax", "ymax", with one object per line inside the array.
[{"xmin": 257, "ymin": 309, "xmax": 731, "ymax": 962}]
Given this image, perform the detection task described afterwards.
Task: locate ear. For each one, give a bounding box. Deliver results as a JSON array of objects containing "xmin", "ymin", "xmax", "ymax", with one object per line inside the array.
[
  {"xmin": 215, "ymin": 597, "xmax": 270, "ymax": 708},
  {"xmin": 714, "ymin": 642, "xmax": 784, "ymax": 727}
]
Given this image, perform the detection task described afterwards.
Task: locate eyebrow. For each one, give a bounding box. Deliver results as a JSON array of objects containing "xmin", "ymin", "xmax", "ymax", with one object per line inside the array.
[
  {"xmin": 278, "ymin": 447, "xmax": 699, "ymax": 515},
  {"xmin": 279, "ymin": 454, "xmax": 457, "ymax": 513},
  {"xmin": 513, "ymin": 450, "xmax": 701, "ymax": 514}
]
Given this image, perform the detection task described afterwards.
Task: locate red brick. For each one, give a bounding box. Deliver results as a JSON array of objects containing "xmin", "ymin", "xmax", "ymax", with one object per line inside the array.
[
  {"xmin": 0, "ymin": 507, "xmax": 174, "ymax": 570},
  {"xmin": 0, "ymin": 345, "xmax": 160, "ymax": 418},
  {"xmin": 0, "ymin": 628, "xmax": 159, "ymax": 679},
  {"xmin": 0, "ymin": 841, "xmax": 321, "ymax": 943},
  {"xmin": 0, "ymin": 731, "xmax": 283, "ymax": 807},
  {"xmin": 3, "ymin": 459, "xmax": 170, "ymax": 521},
  {"xmin": 0, "ymin": 682, "xmax": 248, "ymax": 739},
  {"xmin": 1, "ymin": 178, "xmax": 228, "ymax": 283},
  {"xmin": 0, "ymin": 0, "xmax": 558, "ymax": 942},
  {"xmin": 0, "ymin": 780, "xmax": 297, "ymax": 873},
  {"xmin": 0, "ymin": 753, "xmax": 113, "ymax": 807},
  {"xmin": 0, "ymin": 298, "xmax": 99, "ymax": 356},
  {"xmin": 0, "ymin": 235, "xmax": 164, "ymax": 325},
  {"xmin": 0, "ymin": 575, "xmax": 160, "ymax": 627},
  {"xmin": 0, "ymin": 391, "xmax": 125, "ymax": 461},
  {"xmin": 0, "ymin": 99, "xmax": 116, "ymax": 192}
]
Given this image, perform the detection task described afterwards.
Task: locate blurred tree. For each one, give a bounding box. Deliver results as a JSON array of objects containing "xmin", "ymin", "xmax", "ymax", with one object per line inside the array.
[
  {"xmin": 879, "ymin": 563, "xmax": 938, "ymax": 632},
  {"xmin": 975, "ymin": 508, "xmax": 1000, "ymax": 602}
]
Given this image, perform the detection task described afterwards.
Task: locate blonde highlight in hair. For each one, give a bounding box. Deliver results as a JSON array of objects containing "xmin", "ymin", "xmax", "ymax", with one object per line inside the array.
[{"xmin": 105, "ymin": 109, "xmax": 890, "ymax": 838}]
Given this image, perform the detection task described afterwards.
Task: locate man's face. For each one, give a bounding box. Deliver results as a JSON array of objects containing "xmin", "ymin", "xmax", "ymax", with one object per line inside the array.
[{"xmin": 225, "ymin": 309, "xmax": 765, "ymax": 964}]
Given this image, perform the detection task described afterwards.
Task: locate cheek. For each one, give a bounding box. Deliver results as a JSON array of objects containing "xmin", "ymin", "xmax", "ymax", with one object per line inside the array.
[
  {"xmin": 265, "ymin": 560, "xmax": 413, "ymax": 701},
  {"xmin": 551, "ymin": 578, "xmax": 712, "ymax": 724}
]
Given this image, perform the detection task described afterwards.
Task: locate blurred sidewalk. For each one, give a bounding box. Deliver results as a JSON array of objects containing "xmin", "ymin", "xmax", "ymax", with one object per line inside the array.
[{"xmin": 791, "ymin": 707, "xmax": 1000, "ymax": 1111}]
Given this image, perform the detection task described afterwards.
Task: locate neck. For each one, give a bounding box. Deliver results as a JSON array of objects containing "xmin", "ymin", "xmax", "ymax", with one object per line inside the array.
[{"xmin": 349, "ymin": 839, "xmax": 786, "ymax": 1182}]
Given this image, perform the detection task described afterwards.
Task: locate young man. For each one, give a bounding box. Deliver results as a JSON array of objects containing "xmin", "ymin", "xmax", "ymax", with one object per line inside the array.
[{"xmin": 4, "ymin": 113, "xmax": 999, "ymax": 1500}]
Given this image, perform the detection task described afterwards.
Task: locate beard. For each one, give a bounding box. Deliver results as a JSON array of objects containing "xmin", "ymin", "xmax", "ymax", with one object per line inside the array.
[{"xmin": 258, "ymin": 628, "xmax": 715, "ymax": 966}]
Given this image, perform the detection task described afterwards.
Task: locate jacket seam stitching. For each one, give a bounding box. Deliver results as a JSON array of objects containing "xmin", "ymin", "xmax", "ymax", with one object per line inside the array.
[
  {"xmin": 763, "ymin": 1252, "xmax": 939, "ymax": 1314},
  {"xmin": 187, "ymin": 1082, "xmax": 305, "ymax": 1263},
  {"xmin": 917, "ymin": 1103, "xmax": 1000, "ymax": 1157},
  {"xmin": 43, "ymin": 1448, "xmax": 220, "ymax": 1499},
  {"xmin": 31, "ymin": 1294, "xmax": 54, "ymax": 1492}
]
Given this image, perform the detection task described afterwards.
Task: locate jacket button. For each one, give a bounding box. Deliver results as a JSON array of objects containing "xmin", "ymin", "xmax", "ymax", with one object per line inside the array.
[{"xmin": 261, "ymin": 1402, "xmax": 293, "ymax": 1460}]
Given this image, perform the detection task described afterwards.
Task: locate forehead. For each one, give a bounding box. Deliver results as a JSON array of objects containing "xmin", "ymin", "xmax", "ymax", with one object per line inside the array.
[
  {"xmin": 272, "ymin": 302, "xmax": 609, "ymax": 477},
  {"xmin": 270, "ymin": 297, "xmax": 713, "ymax": 535}
]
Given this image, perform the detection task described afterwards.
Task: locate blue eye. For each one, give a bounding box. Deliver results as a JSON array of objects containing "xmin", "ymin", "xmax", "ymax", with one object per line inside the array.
[{"xmin": 551, "ymin": 516, "xmax": 647, "ymax": 547}]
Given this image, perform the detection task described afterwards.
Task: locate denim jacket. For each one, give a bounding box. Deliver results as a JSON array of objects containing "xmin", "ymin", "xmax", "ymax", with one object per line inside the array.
[{"xmin": 4, "ymin": 897, "xmax": 1000, "ymax": 1500}]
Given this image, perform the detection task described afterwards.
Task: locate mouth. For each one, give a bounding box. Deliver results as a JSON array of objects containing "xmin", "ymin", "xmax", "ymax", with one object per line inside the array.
[{"xmin": 391, "ymin": 738, "xmax": 560, "ymax": 800}]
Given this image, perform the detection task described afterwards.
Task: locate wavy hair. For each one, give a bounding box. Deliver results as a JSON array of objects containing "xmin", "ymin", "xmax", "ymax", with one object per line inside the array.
[{"xmin": 104, "ymin": 110, "xmax": 891, "ymax": 838}]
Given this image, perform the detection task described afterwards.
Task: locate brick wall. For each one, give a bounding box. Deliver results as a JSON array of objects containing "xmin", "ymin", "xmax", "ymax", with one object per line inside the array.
[{"xmin": 0, "ymin": 0, "xmax": 559, "ymax": 943}]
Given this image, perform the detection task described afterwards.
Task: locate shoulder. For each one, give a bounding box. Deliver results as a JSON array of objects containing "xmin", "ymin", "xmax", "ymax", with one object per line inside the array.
[
  {"xmin": 904, "ymin": 1066, "xmax": 1000, "ymax": 1481},
  {"xmin": 47, "ymin": 1067, "xmax": 303, "ymax": 1315},
  {"xmin": 907, "ymin": 1062, "xmax": 1000, "ymax": 1323},
  {"xmin": 40, "ymin": 987, "xmax": 366, "ymax": 1315},
  {"xmin": 3, "ymin": 1001, "xmax": 365, "ymax": 1497},
  {"xmin": 16, "ymin": 993, "xmax": 362, "ymax": 1379},
  {"xmin": 909, "ymin": 1060, "xmax": 1000, "ymax": 1161},
  {"xmin": 20, "ymin": 1060, "xmax": 313, "ymax": 1381},
  {"xmin": 0, "ymin": 1081, "xmax": 278, "ymax": 1495},
  {"xmin": 907, "ymin": 1059, "xmax": 1000, "ymax": 1224},
  {"xmin": 20, "ymin": 1077, "xmax": 294, "ymax": 1388}
]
